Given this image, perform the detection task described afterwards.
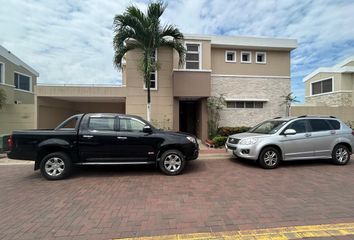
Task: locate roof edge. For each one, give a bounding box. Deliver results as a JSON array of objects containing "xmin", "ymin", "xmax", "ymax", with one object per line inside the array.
[{"xmin": 0, "ymin": 45, "xmax": 39, "ymax": 77}]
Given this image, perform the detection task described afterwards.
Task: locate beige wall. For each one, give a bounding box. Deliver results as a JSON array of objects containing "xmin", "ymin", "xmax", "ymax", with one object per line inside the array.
[
  {"xmin": 173, "ymin": 71, "xmax": 211, "ymax": 97},
  {"xmin": 290, "ymin": 106, "xmax": 354, "ymax": 123},
  {"xmin": 0, "ymin": 84, "xmax": 14, "ymax": 104},
  {"xmin": 211, "ymin": 49, "xmax": 291, "ymax": 76},
  {"xmin": 305, "ymin": 73, "xmax": 341, "ymax": 96},
  {"xmin": 195, "ymin": 98, "xmax": 208, "ymax": 141},
  {"xmin": 0, "ymin": 104, "xmax": 35, "ymax": 134},
  {"xmin": 124, "ymin": 47, "xmax": 174, "ymax": 130}
]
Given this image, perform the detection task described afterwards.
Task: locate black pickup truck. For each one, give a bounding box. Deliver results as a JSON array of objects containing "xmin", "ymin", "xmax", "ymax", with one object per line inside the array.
[{"xmin": 7, "ymin": 113, "xmax": 199, "ymax": 180}]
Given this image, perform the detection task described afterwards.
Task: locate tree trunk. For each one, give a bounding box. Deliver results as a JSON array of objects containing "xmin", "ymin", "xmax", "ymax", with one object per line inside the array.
[
  {"xmin": 147, "ymin": 83, "xmax": 151, "ymax": 122},
  {"xmin": 144, "ymin": 51, "xmax": 152, "ymax": 122}
]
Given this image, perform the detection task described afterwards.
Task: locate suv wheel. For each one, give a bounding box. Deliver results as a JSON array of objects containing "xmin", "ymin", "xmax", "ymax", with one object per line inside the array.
[
  {"xmin": 159, "ymin": 150, "xmax": 185, "ymax": 175},
  {"xmin": 40, "ymin": 152, "xmax": 72, "ymax": 180},
  {"xmin": 332, "ymin": 144, "xmax": 351, "ymax": 165},
  {"xmin": 258, "ymin": 147, "xmax": 281, "ymax": 169}
]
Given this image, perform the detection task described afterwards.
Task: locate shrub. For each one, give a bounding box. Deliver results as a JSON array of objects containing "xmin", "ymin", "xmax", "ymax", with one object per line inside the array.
[
  {"xmin": 212, "ymin": 136, "xmax": 227, "ymax": 148},
  {"xmin": 217, "ymin": 126, "xmax": 251, "ymax": 137}
]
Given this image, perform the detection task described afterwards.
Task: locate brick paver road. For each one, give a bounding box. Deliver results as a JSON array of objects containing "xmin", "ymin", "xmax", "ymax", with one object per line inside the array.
[{"xmin": 1, "ymin": 156, "xmax": 354, "ymax": 240}]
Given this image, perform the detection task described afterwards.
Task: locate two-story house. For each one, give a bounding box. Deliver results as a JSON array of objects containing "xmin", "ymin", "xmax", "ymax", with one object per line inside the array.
[
  {"xmin": 0, "ymin": 45, "xmax": 39, "ymax": 134},
  {"xmin": 32, "ymin": 34, "xmax": 297, "ymax": 141},
  {"xmin": 122, "ymin": 34, "xmax": 297, "ymax": 140}
]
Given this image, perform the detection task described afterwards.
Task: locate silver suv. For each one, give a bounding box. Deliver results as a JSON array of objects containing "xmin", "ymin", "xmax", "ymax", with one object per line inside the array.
[{"xmin": 225, "ymin": 116, "xmax": 354, "ymax": 169}]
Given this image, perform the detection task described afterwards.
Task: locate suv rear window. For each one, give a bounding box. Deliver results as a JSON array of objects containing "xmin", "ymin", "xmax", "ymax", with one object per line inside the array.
[
  {"xmin": 309, "ymin": 119, "xmax": 331, "ymax": 132},
  {"xmin": 327, "ymin": 120, "xmax": 340, "ymax": 130}
]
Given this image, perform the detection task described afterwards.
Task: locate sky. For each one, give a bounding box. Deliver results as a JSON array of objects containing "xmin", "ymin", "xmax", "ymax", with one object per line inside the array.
[{"xmin": 1, "ymin": 0, "xmax": 354, "ymax": 102}]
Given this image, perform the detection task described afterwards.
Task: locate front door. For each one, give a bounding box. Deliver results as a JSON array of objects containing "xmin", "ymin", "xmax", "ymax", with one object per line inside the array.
[
  {"xmin": 179, "ymin": 101, "xmax": 197, "ymax": 135},
  {"xmin": 280, "ymin": 119, "xmax": 315, "ymax": 160},
  {"xmin": 114, "ymin": 116, "xmax": 160, "ymax": 161},
  {"xmin": 79, "ymin": 115, "xmax": 119, "ymax": 162}
]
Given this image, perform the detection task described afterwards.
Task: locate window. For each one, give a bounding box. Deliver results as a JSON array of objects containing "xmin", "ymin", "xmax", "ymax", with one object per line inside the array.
[
  {"xmin": 249, "ymin": 120, "xmax": 288, "ymax": 134},
  {"xmin": 241, "ymin": 51, "xmax": 252, "ymax": 63},
  {"xmin": 185, "ymin": 43, "xmax": 200, "ymax": 69},
  {"xmin": 285, "ymin": 120, "xmax": 307, "ymax": 134},
  {"xmin": 14, "ymin": 72, "xmax": 31, "ymax": 91},
  {"xmin": 144, "ymin": 50, "xmax": 157, "ymax": 90},
  {"xmin": 56, "ymin": 115, "xmax": 80, "ymax": 130},
  {"xmin": 88, "ymin": 117, "xmax": 115, "ymax": 131},
  {"xmin": 327, "ymin": 120, "xmax": 340, "ymax": 130},
  {"xmin": 309, "ymin": 119, "xmax": 331, "ymax": 132},
  {"xmin": 225, "ymin": 51, "xmax": 236, "ymax": 62},
  {"xmin": 0, "ymin": 63, "xmax": 4, "ymax": 83},
  {"xmin": 119, "ymin": 117, "xmax": 146, "ymax": 132},
  {"xmin": 256, "ymin": 52, "xmax": 266, "ymax": 64},
  {"xmin": 311, "ymin": 78, "xmax": 333, "ymax": 95},
  {"xmin": 226, "ymin": 101, "xmax": 264, "ymax": 108}
]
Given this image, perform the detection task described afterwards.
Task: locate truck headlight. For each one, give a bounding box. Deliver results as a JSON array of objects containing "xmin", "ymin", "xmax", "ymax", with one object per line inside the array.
[
  {"xmin": 186, "ymin": 136, "xmax": 196, "ymax": 144},
  {"xmin": 239, "ymin": 138, "xmax": 258, "ymax": 145}
]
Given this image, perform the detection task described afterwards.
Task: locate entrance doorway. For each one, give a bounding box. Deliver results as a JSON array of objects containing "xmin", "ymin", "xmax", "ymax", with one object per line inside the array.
[{"xmin": 179, "ymin": 101, "xmax": 197, "ymax": 135}]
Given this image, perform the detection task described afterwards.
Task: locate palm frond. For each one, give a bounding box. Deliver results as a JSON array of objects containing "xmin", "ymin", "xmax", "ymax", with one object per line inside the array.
[
  {"xmin": 147, "ymin": 1, "xmax": 166, "ymax": 20},
  {"xmin": 114, "ymin": 41, "xmax": 143, "ymax": 69},
  {"xmin": 159, "ymin": 24, "xmax": 184, "ymax": 40},
  {"xmin": 160, "ymin": 39, "xmax": 185, "ymax": 66}
]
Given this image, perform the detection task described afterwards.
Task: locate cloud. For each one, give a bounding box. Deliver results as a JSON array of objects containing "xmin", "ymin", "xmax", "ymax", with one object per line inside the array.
[{"xmin": 1, "ymin": 0, "xmax": 354, "ymax": 101}]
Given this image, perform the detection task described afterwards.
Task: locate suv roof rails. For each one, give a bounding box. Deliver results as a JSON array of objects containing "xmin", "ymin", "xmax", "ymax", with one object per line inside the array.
[
  {"xmin": 297, "ymin": 115, "xmax": 337, "ymax": 118},
  {"xmin": 273, "ymin": 117, "xmax": 282, "ymax": 119}
]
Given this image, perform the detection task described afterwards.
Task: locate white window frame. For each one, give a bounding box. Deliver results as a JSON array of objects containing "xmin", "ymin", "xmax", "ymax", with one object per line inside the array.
[
  {"xmin": 14, "ymin": 71, "xmax": 32, "ymax": 92},
  {"xmin": 184, "ymin": 41, "xmax": 202, "ymax": 70},
  {"xmin": 144, "ymin": 49, "xmax": 158, "ymax": 91},
  {"xmin": 310, "ymin": 77, "xmax": 334, "ymax": 96},
  {"xmin": 0, "ymin": 62, "xmax": 4, "ymax": 84},
  {"xmin": 225, "ymin": 50, "xmax": 237, "ymax": 63},
  {"xmin": 255, "ymin": 52, "xmax": 267, "ymax": 64},
  {"xmin": 241, "ymin": 51, "xmax": 252, "ymax": 64}
]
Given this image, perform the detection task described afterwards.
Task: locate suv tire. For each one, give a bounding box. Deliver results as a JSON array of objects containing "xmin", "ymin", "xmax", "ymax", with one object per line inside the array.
[
  {"xmin": 258, "ymin": 147, "xmax": 281, "ymax": 169},
  {"xmin": 332, "ymin": 144, "xmax": 351, "ymax": 165},
  {"xmin": 159, "ymin": 150, "xmax": 185, "ymax": 175},
  {"xmin": 40, "ymin": 152, "xmax": 72, "ymax": 180}
]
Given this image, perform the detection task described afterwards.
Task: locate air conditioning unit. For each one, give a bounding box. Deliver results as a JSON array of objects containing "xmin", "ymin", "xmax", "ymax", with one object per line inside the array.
[{"xmin": 14, "ymin": 100, "xmax": 22, "ymax": 104}]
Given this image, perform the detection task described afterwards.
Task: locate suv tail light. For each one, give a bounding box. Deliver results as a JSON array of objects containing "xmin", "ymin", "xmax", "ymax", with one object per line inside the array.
[
  {"xmin": 352, "ymin": 130, "xmax": 354, "ymax": 136},
  {"xmin": 7, "ymin": 135, "xmax": 13, "ymax": 150}
]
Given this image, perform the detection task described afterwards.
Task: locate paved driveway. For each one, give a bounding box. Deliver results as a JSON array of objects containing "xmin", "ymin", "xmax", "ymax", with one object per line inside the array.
[{"xmin": 1, "ymin": 156, "xmax": 354, "ymax": 240}]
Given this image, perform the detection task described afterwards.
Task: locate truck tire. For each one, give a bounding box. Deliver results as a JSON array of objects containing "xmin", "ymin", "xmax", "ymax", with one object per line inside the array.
[
  {"xmin": 40, "ymin": 152, "xmax": 73, "ymax": 180},
  {"xmin": 332, "ymin": 144, "xmax": 350, "ymax": 165},
  {"xmin": 159, "ymin": 149, "xmax": 185, "ymax": 175}
]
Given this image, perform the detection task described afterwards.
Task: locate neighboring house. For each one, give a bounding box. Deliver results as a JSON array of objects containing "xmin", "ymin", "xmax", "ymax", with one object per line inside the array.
[
  {"xmin": 291, "ymin": 56, "xmax": 354, "ymax": 123},
  {"xmin": 303, "ymin": 56, "xmax": 354, "ymax": 106},
  {"xmin": 0, "ymin": 45, "xmax": 39, "ymax": 134}
]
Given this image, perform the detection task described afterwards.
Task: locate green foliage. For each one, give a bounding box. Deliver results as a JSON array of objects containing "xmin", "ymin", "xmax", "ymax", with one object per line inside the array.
[
  {"xmin": 212, "ymin": 136, "xmax": 227, "ymax": 148},
  {"xmin": 207, "ymin": 95, "xmax": 226, "ymax": 138},
  {"xmin": 217, "ymin": 126, "xmax": 251, "ymax": 136},
  {"xmin": 0, "ymin": 88, "xmax": 6, "ymax": 109},
  {"xmin": 280, "ymin": 92, "xmax": 299, "ymax": 117}
]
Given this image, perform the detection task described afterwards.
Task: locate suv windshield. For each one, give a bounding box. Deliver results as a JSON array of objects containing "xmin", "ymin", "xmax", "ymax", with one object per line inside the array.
[{"xmin": 249, "ymin": 120, "xmax": 288, "ymax": 134}]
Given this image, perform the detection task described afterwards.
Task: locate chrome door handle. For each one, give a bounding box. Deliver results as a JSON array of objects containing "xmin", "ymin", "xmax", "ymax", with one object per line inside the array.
[
  {"xmin": 117, "ymin": 136, "xmax": 127, "ymax": 140},
  {"xmin": 83, "ymin": 135, "xmax": 93, "ymax": 139}
]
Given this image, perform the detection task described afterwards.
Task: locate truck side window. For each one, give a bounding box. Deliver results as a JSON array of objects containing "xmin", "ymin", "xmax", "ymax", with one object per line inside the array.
[
  {"xmin": 56, "ymin": 116, "xmax": 80, "ymax": 130},
  {"xmin": 88, "ymin": 117, "xmax": 115, "ymax": 131},
  {"xmin": 119, "ymin": 118, "xmax": 145, "ymax": 132}
]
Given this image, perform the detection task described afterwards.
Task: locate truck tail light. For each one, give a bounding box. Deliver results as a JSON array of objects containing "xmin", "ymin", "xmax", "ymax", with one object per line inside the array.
[{"xmin": 7, "ymin": 135, "xmax": 13, "ymax": 150}]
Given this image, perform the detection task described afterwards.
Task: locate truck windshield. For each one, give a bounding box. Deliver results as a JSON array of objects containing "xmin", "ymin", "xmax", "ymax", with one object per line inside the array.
[{"xmin": 249, "ymin": 120, "xmax": 288, "ymax": 134}]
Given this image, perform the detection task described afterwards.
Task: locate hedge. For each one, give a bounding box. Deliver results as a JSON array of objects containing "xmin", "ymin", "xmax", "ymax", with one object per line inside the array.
[
  {"xmin": 217, "ymin": 126, "xmax": 251, "ymax": 137},
  {"xmin": 212, "ymin": 136, "xmax": 228, "ymax": 148}
]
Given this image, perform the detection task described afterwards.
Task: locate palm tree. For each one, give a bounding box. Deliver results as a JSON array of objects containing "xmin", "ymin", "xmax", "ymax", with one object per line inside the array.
[
  {"xmin": 280, "ymin": 92, "xmax": 299, "ymax": 117},
  {"xmin": 113, "ymin": 1, "xmax": 185, "ymax": 121}
]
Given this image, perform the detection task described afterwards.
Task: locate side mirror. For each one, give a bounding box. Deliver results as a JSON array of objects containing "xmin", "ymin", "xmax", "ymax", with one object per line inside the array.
[
  {"xmin": 143, "ymin": 125, "xmax": 152, "ymax": 133},
  {"xmin": 284, "ymin": 129, "xmax": 296, "ymax": 135}
]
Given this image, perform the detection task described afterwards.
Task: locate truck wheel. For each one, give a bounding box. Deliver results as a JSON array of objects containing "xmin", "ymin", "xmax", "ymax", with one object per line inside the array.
[
  {"xmin": 40, "ymin": 152, "xmax": 72, "ymax": 180},
  {"xmin": 332, "ymin": 144, "xmax": 350, "ymax": 165},
  {"xmin": 159, "ymin": 150, "xmax": 185, "ymax": 175},
  {"xmin": 258, "ymin": 147, "xmax": 281, "ymax": 169}
]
